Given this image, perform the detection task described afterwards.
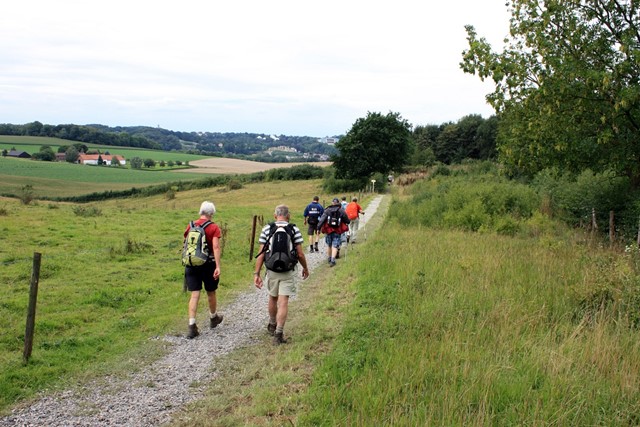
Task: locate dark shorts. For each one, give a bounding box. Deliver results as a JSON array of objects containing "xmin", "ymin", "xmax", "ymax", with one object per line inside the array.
[
  {"xmin": 184, "ymin": 262, "xmax": 219, "ymax": 292},
  {"xmin": 306, "ymin": 220, "xmax": 319, "ymax": 235}
]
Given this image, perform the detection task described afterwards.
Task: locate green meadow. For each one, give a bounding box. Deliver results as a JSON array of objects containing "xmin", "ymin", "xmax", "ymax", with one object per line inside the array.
[
  {"xmin": 0, "ymin": 135, "xmax": 208, "ymax": 164},
  {"xmin": 0, "ymin": 156, "xmax": 211, "ymax": 198},
  {"xmin": 2, "ymin": 165, "xmax": 640, "ymax": 424}
]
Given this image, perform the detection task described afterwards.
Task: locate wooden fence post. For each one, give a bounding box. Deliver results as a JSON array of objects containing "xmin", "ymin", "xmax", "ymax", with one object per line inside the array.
[
  {"xmin": 23, "ymin": 252, "xmax": 41, "ymax": 364},
  {"xmin": 591, "ymin": 208, "xmax": 598, "ymax": 232},
  {"xmin": 249, "ymin": 215, "xmax": 258, "ymax": 261}
]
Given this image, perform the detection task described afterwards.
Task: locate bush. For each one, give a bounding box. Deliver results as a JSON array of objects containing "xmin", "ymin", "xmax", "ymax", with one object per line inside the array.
[
  {"xmin": 72, "ymin": 205, "xmax": 102, "ymax": 217},
  {"xmin": 19, "ymin": 185, "xmax": 35, "ymax": 205}
]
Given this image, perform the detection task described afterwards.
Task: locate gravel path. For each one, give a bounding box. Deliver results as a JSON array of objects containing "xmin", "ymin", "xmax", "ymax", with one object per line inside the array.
[{"xmin": 1, "ymin": 196, "xmax": 384, "ymax": 427}]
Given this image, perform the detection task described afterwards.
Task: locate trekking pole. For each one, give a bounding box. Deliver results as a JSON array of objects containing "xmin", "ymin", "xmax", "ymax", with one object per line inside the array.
[{"xmin": 363, "ymin": 214, "xmax": 367, "ymax": 242}]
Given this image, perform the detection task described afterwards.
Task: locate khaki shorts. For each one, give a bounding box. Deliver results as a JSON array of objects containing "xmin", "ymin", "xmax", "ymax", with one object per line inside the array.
[{"xmin": 266, "ymin": 270, "xmax": 297, "ymax": 297}]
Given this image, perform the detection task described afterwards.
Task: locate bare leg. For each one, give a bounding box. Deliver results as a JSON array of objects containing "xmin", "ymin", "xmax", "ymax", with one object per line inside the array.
[{"xmin": 188, "ymin": 291, "xmax": 201, "ymax": 319}]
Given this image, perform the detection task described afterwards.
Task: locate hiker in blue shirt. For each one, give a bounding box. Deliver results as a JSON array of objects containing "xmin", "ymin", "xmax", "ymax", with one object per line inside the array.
[{"xmin": 303, "ymin": 196, "xmax": 324, "ymax": 253}]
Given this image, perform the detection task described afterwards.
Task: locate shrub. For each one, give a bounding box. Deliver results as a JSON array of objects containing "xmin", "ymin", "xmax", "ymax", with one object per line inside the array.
[
  {"xmin": 72, "ymin": 205, "xmax": 102, "ymax": 217},
  {"xmin": 19, "ymin": 185, "xmax": 35, "ymax": 205}
]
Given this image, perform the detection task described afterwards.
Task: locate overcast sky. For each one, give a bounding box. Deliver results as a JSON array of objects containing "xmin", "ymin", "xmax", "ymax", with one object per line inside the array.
[{"xmin": 0, "ymin": 1, "xmax": 510, "ymax": 137}]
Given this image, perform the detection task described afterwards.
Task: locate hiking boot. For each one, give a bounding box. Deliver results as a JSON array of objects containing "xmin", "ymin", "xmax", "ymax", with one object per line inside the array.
[
  {"xmin": 267, "ymin": 323, "xmax": 276, "ymax": 336},
  {"xmin": 309, "ymin": 245, "xmax": 314, "ymax": 252},
  {"xmin": 273, "ymin": 332, "xmax": 288, "ymax": 345},
  {"xmin": 314, "ymin": 243, "xmax": 319, "ymax": 251},
  {"xmin": 329, "ymin": 260, "xmax": 336, "ymax": 267},
  {"xmin": 187, "ymin": 324, "xmax": 199, "ymax": 339},
  {"xmin": 210, "ymin": 314, "xmax": 223, "ymax": 329}
]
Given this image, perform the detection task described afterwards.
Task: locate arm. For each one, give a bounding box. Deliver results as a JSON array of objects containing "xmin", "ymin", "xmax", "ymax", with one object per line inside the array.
[
  {"xmin": 295, "ymin": 244, "xmax": 309, "ymax": 279},
  {"xmin": 211, "ymin": 236, "xmax": 221, "ymax": 279},
  {"xmin": 253, "ymin": 244, "xmax": 265, "ymax": 289}
]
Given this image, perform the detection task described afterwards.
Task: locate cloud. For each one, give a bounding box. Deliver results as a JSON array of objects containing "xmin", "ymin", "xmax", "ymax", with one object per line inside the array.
[{"xmin": 0, "ymin": 0, "xmax": 510, "ymax": 136}]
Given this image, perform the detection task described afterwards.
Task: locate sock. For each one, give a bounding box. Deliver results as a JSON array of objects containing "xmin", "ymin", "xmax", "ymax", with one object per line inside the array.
[
  {"xmin": 269, "ymin": 315, "xmax": 276, "ymax": 324},
  {"xmin": 189, "ymin": 318, "xmax": 196, "ymax": 325},
  {"xmin": 209, "ymin": 312, "xmax": 217, "ymax": 318},
  {"xmin": 275, "ymin": 326, "xmax": 284, "ymax": 334}
]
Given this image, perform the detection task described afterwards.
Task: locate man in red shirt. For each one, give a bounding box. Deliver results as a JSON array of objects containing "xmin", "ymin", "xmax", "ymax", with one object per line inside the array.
[
  {"xmin": 345, "ymin": 197, "xmax": 365, "ymax": 243},
  {"xmin": 183, "ymin": 201, "xmax": 224, "ymax": 339}
]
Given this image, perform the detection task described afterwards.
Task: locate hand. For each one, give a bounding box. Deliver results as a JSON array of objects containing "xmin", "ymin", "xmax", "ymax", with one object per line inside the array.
[
  {"xmin": 254, "ymin": 274, "xmax": 263, "ymax": 289},
  {"xmin": 213, "ymin": 267, "xmax": 221, "ymax": 279},
  {"xmin": 301, "ymin": 268, "xmax": 309, "ymax": 279},
  {"xmin": 304, "ymin": 219, "xmax": 307, "ymax": 225}
]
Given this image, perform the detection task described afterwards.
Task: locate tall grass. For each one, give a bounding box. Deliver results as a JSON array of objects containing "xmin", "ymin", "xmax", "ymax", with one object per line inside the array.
[{"xmin": 300, "ymin": 223, "xmax": 640, "ymax": 425}]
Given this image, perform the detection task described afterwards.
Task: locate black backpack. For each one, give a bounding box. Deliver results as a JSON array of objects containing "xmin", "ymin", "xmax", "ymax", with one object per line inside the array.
[
  {"xmin": 307, "ymin": 205, "xmax": 321, "ymax": 225},
  {"xmin": 328, "ymin": 209, "xmax": 341, "ymax": 227},
  {"xmin": 259, "ymin": 223, "xmax": 299, "ymax": 272}
]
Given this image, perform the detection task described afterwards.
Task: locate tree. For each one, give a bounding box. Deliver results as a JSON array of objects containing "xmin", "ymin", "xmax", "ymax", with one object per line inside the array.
[
  {"xmin": 461, "ymin": 0, "xmax": 640, "ymax": 185},
  {"xmin": 130, "ymin": 156, "xmax": 143, "ymax": 169},
  {"xmin": 332, "ymin": 111, "xmax": 412, "ymax": 180},
  {"xmin": 143, "ymin": 158, "xmax": 156, "ymax": 168},
  {"xmin": 1, "ymin": 149, "xmax": 6, "ymax": 157},
  {"xmin": 32, "ymin": 145, "xmax": 55, "ymax": 161},
  {"xmin": 65, "ymin": 146, "xmax": 79, "ymax": 163}
]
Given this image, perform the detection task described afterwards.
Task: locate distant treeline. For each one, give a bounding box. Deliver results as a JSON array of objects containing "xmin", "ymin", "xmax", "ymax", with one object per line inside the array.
[{"xmin": 0, "ymin": 121, "xmax": 338, "ymax": 161}]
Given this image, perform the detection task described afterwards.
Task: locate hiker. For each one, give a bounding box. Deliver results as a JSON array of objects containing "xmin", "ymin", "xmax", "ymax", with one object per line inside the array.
[
  {"xmin": 254, "ymin": 204, "xmax": 309, "ymax": 344},
  {"xmin": 183, "ymin": 201, "xmax": 224, "ymax": 339},
  {"xmin": 345, "ymin": 197, "xmax": 365, "ymax": 243},
  {"xmin": 303, "ymin": 195, "xmax": 324, "ymax": 252},
  {"xmin": 317, "ymin": 198, "xmax": 350, "ymax": 267}
]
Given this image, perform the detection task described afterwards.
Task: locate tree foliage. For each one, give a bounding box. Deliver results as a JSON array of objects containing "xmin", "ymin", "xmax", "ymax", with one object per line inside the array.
[
  {"xmin": 332, "ymin": 111, "xmax": 412, "ymax": 179},
  {"xmin": 461, "ymin": 0, "xmax": 640, "ymax": 185}
]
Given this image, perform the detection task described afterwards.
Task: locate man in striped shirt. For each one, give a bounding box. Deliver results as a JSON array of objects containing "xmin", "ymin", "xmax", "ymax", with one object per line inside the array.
[{"xmin": 253, "ymin": 204, "xmax": 309, "ymax": 345}]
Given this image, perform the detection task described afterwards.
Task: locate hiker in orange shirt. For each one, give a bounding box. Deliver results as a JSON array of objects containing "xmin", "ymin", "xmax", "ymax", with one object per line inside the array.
[{"xmin": 345, "ymin": 197, "xmax": 364, "ymax": 243}]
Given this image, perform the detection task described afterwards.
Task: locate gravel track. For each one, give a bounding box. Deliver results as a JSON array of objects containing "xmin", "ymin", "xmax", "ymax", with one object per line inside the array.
[{"xmin": 0, "ymin": 196, "xmax": 384, "ymax": 427}]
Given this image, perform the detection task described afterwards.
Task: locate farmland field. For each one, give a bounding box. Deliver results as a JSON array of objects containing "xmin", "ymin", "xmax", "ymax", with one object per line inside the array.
[
  {"xmin": 0, "ymin": 136, "xmax": 332, "ymax": 198},
  {"xmin": 0, "ymin": 157, "xmax": 212, "ymax": 198},
  {"xmin": 0, "ymin": 136, "xmax": 208, "ymax": 164}
]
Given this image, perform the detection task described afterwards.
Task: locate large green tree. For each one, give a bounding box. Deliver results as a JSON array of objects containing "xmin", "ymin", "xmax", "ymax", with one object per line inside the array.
[
  {"xmin": 461, "ymin": 0, "xmax": 640, "ymax": 185},
  {"xmin": 332, "ymin": 111, "xmax": 412, "ymax": 179}
]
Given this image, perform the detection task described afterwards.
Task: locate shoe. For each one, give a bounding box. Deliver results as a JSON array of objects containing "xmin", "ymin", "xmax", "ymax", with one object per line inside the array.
[
  {"xmin": 314, "ymin": 244, "xmax": 319, "ymax": 251},
  {"xmin": 267, "ymin": 323, "xmax": 276, "ymax": 336},
  {"xmin": 187, "ymin": 324, "xmax": 199, "ymax": 339},
  {"xmin": 273, "ymin": 332, "xmax": 288, "ymax": 345},
  {"xmin": 210, "ymin": 314, "xmax": 223, "ymax": 328},
  {"xmin": 309, "ymin": 245, "xmax": 314, "ymax": 252},
  {"xmin": 329, "ymin": 260, "xmax": 336, "ymax": 267}
]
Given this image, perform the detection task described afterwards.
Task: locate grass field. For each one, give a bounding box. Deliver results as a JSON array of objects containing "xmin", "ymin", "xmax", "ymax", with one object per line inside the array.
[
  {"xmin": 0, "ymin": 156, "xmax": 212, "ymax": 198},
  {"xmin": 0, "ymin": 178, "xmax": 345, "ymax": 413},
  {"xmin": 0, "ymin": 135, "xmax": 208, "ymax": 164},
  {"xmin": 3, "ymin": 166, "xmax": 640, "ymax": 424}
]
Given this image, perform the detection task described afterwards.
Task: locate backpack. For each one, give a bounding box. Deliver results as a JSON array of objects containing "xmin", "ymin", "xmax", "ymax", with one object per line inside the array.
[
  {"xmin": 181, "ymin": 221, "xmax": 212, "ymax": 267},
  {"xmin": 345, "ymin": 203, "xmax": 359, "ymax": 220},
  {"xmin": 260, "ymin": 223, "xmax": 299, "ymax": 272},
  {"xmin": 328, "ymin": 208, "xmax": 342, "ymax": 227},
  {"xmin": 307, "ymin": 204, "xmax": 321, "ymax": 225}
]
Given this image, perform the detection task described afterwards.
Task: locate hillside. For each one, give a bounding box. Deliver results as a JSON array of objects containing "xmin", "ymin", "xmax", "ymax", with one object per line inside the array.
[{"xmin": 0, "ymin": 122, "xmax": 339, "ymax": 162}]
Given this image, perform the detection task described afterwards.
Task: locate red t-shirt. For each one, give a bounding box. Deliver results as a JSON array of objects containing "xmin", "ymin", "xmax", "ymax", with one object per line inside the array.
[{"xmin": 184, "ymin": 218, "xmax": 221, "ymax": 252}]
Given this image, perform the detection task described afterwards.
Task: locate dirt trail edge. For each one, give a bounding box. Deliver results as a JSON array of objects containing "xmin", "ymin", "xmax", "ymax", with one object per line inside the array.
[{"xmin": 1, "ymin": 195, "xmax": 386, "ymax": 427}]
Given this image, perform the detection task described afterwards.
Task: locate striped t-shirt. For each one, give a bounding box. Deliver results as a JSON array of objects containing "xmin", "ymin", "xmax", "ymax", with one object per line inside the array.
[{"xmin": 259, "ymin": 221, "xmax": 304, "ymax": 246}]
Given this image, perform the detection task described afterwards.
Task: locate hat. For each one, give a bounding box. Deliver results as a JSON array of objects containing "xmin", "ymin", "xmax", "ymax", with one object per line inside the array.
[{"xmin": 332, "ymin": 197, "xmax": 340, "ymax": 204}]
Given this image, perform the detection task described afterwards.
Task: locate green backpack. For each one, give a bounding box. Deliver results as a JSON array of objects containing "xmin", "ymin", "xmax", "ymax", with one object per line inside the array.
[{"xmin": 182, "ymin": 221, "xmax": 212, "ymax": 267}]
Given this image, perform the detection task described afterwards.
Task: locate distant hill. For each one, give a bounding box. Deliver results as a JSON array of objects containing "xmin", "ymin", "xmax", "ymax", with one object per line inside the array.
[{"xmin": 0, "ymin": 121, "xmax": 340, "ymax": 163}]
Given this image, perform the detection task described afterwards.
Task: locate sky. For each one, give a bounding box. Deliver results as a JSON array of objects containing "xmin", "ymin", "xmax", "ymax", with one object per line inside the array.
[{"xmin": 0, "ymin": 1, "xmax": 510, "ymax": 137}]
